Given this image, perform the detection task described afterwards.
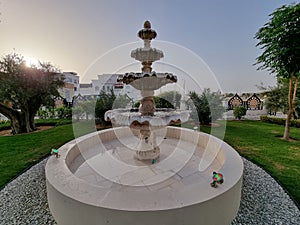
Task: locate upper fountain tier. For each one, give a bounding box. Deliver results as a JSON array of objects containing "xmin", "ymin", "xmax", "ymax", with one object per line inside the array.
[
  {"xmin": 130, "ymin": 21, "xmax": 164, "ymax": 73},
  {"xmin": 118, "ymin": 21, "xmax": 176, "ymax": 90}
]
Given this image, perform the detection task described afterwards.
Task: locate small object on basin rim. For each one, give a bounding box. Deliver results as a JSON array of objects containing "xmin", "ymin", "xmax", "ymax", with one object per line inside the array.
[
  {"xmin": 51, "ymin": 149, "xmax": 60, "ymax": 158},
  {"xmin": 210, "ymin": 171, "xmax": 224, "ymax": 188}
]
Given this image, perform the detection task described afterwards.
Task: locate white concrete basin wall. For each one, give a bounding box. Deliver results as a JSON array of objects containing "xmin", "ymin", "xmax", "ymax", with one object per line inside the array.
[{"xmin": 46, "ymin": 126, "xmax": 243, "ymax": 225}]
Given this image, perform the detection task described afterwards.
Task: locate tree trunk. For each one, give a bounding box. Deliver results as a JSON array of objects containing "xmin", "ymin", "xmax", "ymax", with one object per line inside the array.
[
  {"xmin": 283, "ymin": 75, "xmax": 298, "ymax": 140},
  {"xmin": 29, "ymin": 113, "xmax": 36, "ymax": 131},
  {"xmin": 21, "ymin": 104, "xmax": 32, "ymax": 133},
  {"xmin": 10, "ymin": 116, "xmax": 21, "ymax": 135},
  {"xmin": 29, "ymin": 105, "xmax": 39, "ymax": 131},
  {"xmin": 7, "ymin": 111, "xmax": 28, "ymax": 134},
  {"xmin": 0, "ymin": 102, "xmax": 32, "ymax": 134}
]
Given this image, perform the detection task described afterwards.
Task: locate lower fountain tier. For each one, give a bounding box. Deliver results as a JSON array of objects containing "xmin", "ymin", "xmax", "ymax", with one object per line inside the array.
[
  {"xmin": 46, "ymin": 126, "xmax": 243, "ymax": 225},
  {"xmin": 105, "ymin": 108, "xmax": 190, "ymax": 127}
]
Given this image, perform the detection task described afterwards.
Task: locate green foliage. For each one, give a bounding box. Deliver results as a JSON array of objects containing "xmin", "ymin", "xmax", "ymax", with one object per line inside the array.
[
  {"xmin": 79, "ymin": 100, "xmax": 96, "ymax": 120},
  {"xmin": 95, "ymin": 90, "xmax": 116, "ymax": 125},
  {"xmin": 260, "ymin": 79, "xmax": 300, "ymax": 118},
  {"xmin": 55, "ymin": 106, "xmax": 72, "ymax": 119},
  {"xmin": 255, "ymin": 3, "xmax": 300, "ymax": 76},
  {"xmin": 154, "ymin": 91, "xmax": 181, "ymax": 109},
  {"xmin": 71, "ymin": 105, "xmax": 84, "ymax": 120},
  {"xmin": 113, "ymin": 94, "xmax": 131, "ymax": 108},
  {"xmin": 188, "ymin": 89, "xmax": 224, "ymax": 125},
  {"xmin": 0, "ymin": 53, "xmax": 64, "ymax": 133},
  {"xmin": 264, "ymin": 84, "xmax": 288, "ymax": 115},
  {"xmin": 233, "ymin": 106, "xmax": 247, "ymax": 120},
  {"xmin": 38, "ymin": 107, "xmax": 56, "ymax": 119},
  {"xmin": 204, "ymin": 89, "xmax": 224, "ymax": 121},
  {"xmin": 133, "ymin": 101, "xmax": 140, "ymax": 108},
  {"xmin": 0, "ymin": 120, "xmax": 10, "ymax": 131},
  {"xmin": 38, "ymin": 106, "xmax": 72, "ymax": 120},
  {"xmin": 154, "ymin": 96, "xmax": 174, "ymax": 109},
  {"xmin": 255, "ymin": 3, "xmax": 300, "ymax": 139},
  {"xmin": 260, "ymin": 115, "xmax": 300, "ymax": 128},
  {"xmin": 34, "ymin": 119, "xmax": 72, "ymax": 126}
]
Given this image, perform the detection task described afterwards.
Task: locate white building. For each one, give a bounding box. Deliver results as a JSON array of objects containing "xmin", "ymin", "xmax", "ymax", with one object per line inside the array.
[
  {"xmin": 62, "ymin": 72, "xmax": 80, "ymax": 95},
  {"xmin": 78, "ymin": 83, "xmax": 93, "ymax": 96},
  {"xmin": 78, "ymin": 74, "xmax": 140, "ymax": 102},
  {"xmin": 92, "ymin": 74, "xmax": 122, "ymax": 95},
  {"xmin": 56, "ymin": 72, "xmax": 80, "ymax": 106}
]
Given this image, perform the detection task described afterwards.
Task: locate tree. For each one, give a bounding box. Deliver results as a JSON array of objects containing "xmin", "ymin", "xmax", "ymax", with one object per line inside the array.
[
  {"xmin": 255, "ymin": 3, "xmax": 300, "ymax": 139},
  {"xmin": 72, "ymin": 105, "xmax": 84, "ymax": 121},
  {"xmin": 154, "ymin": 91, "xmax": 181, "ymax": 109},
  {"xmin": 95, "ymin": 90, "xmax": 116, "ymax": 125},
  {"xmin": 80, "ymin": 100, "xmax": 96, "ymax": 120},
  {"xmin": 188, "ymin": 89, "xmax": 224, "ymax": 125},
  {"xmin": 113, "ymin": 94, "xmax": 131, "ymax": 109},
  {"xmin": 233, "ymin": 106, "xmax": 247, "ymax": 120},
  {"xmin": 0, "ymin": 53, "xmax": 64, "ymax": 134},
  {"xmin": 258, "ymin": 81, "xmax": 289, "ymax": 115},
  {"xmin": 204, "ymin": 89, "xmax": 224, "ymax": 122}
]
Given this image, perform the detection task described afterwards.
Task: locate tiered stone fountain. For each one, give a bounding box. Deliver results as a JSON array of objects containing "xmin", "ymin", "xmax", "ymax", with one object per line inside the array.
[
  {"xmin": 45, "ymin": 21, "xmax": 243, "ymax": 225},
  {"xmin": 105, "ymin": 20, "xmax": 189, "ymax": 161}
]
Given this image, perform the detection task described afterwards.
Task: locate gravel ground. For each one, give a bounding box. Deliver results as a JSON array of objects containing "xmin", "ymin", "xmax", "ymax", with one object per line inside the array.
[{"xmin": 0, "ymin": 157, "xmax": 299, "ymax": 225}]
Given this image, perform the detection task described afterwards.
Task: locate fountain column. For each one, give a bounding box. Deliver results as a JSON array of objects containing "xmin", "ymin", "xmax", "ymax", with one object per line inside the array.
[
  {"xmin": 131, "ymin": 21, "xmax": 163, "ymax": 117},
  {"xmin": 131, "ymin": 21, "xmax": 163, "ymax": 160},
  {"xmin": 112, "ymin": 21, "xmax": 177, "ymax": 161}
]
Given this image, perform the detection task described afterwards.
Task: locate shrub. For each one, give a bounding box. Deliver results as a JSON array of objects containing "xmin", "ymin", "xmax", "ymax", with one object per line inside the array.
[
  {"xmin": 187, "ymin": 89, "xmax": 224, "ymax": 125},
  {"xmin": 233, "ymin": 106, "xmax": 247, "ymax": 120},
  {"xmin": 260, "ymin": 115, "xmax": 300, "ymax": 128},
  {"xmin": 133, "ymin": 101, "xmax": 140, "ymax": 108}
]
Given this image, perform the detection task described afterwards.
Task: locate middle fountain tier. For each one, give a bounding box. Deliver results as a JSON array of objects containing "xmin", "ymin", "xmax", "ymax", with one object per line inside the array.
[{"xmin": 105, "ymin": 21, "xmax": 190, "ymax": 161}]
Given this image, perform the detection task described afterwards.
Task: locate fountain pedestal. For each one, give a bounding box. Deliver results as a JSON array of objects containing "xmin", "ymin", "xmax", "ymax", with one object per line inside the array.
[
  {"xmin": 140, "ymin": 90, "xmax": 155, "ymax": 116},
  {"xmin": 130, "ymin": 122, "xmax": 160, "ymax": 160}
]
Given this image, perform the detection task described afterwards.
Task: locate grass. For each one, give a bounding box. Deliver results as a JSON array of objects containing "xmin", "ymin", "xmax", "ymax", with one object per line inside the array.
[
  {"xmin": 0, "ymin": 120, "xmax": 96, "ymax": 188},
  {"xmin": 194, "ymin": 120, "xmax": 300, "ymax": 205},
  {"xmin": 0, "ymin": 119, "xmax": 299, "ymax": 206}
]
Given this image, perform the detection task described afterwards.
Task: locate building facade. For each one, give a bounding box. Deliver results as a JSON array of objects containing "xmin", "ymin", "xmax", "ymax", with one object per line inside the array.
[
  {"xmin": 78, "ymin": 74, "xmax": 140, "ymax": 101},
  {"xmin": 227, "ymin": 93, "xmax": 263, "ymax": 110},
  {"xmin": 56, "ymin": 72, "xmax": 80, "ymax": 107}
]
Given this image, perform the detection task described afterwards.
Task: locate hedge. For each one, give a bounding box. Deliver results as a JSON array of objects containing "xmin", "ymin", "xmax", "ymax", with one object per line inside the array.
[
  {"xmin": 0, "ymin": 119, "xmax": 72, "ymax": 131},
  {"xmin": 260, "ymin": 115, "xmax": 300, "ymax": 128}
]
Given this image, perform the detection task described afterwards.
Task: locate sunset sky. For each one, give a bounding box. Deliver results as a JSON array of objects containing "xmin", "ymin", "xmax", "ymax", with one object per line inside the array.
[{"xmin": 0, "ymin": 0, "xmax": 298, "ymax": 93}]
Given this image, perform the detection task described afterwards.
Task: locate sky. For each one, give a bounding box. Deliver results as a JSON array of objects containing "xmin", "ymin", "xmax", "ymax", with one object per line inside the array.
[{"xmin": 0, "ymin": 0, "xmax": 299, "ymax": 93}]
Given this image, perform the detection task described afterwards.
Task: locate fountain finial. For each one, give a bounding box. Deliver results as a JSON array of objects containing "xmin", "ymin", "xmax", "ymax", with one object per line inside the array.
[
  {"xmin": 144, "ymin": 20, "xmax": 151, "ymax": 29},
  {"xmin": 138, "ymin": 20, "xmax": 157, "ymax": 41}
]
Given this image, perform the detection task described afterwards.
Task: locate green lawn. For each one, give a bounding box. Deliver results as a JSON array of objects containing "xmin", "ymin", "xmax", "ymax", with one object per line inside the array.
[
  {"xmin": 0, "ymin": 119, "xmax": 299, "ymax": 206},
  {"xmin": 0, "ymin": 121, "xmax": 95, "ymax": 188},
  {"xmin": 199, "ymin": 120, "xmax": 300, "ymax": 205}
]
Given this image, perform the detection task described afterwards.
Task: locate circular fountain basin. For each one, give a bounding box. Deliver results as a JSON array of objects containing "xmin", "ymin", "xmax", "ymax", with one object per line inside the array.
[{"xmin": 46, "ymin": 126, "xmax": 243, "ymax": 225}]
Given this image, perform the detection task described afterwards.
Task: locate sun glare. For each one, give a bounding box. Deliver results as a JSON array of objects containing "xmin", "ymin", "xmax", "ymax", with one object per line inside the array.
[{"xmin": 25, "ymin": 57, "xmax": 39, "ymax": 67}]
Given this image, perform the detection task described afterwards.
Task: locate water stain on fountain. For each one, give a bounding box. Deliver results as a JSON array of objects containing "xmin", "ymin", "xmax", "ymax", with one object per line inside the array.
[{"xmin": 45, "ymin": 21, "xmax": 244, "ymax": 225}]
